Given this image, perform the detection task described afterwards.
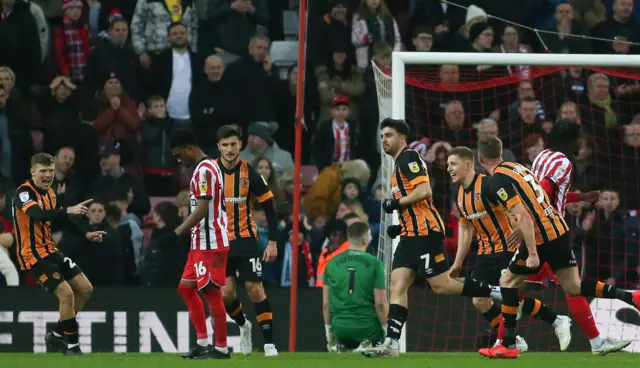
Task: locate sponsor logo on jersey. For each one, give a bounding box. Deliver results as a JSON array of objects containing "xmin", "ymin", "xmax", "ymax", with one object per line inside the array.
[
  {"xmin": 225, "ymin": 197, "xmax": 247, "ymax": 204},
  {"xmin": 497, "ymin": 188, "xmax": 508, "ymax": 201},
  {"xmin": 408, "ymin": 162, "xmax": 420, "ymax": 173}
]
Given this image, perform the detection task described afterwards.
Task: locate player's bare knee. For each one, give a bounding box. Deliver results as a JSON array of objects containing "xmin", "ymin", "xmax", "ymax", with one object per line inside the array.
[
  {"xmin": 473, "ymin": 297, "xmax": 492, "ymax": 312},
  {"xmin": 245, "ymin": 281, "xmax": 265, "ymax": 302},
  {"xmin": 499, "ymin": 271, "xmax": 518, "ymax": 288},
  {"xmin": 562, "ymin": 280, "xmax": 581, "ymax": 296},
  {"xmin": 54, "ymin": 282, "xmax": 75, "ymax": 304}
]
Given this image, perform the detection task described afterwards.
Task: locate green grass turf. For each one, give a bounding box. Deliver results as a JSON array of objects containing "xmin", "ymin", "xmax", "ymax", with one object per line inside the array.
[{"xmin": 2, "ymin": 352, "xmax": 640, "ymax": 368}]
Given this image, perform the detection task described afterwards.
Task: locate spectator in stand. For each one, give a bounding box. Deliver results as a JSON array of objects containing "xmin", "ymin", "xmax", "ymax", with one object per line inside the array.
[
  {"xmin": 91, "ymin": 143, "xmax": 150, "ymax": 220},
  {"xmin": 351, "ymin": 0, "xmax": 401, "ymax": 70},
  {"xmin": 0, "ymin": 84, "xmax": 33, "ymax": 186},
  {"xmin": 225, "ymin": 35, "xmax": 279, "ymax": 125},
  {"xmin": 557, "ymin": 101, "xmax": 582, "ymax": 124},
  {"xmin": 521, "ymin": 133, "xmax": 545, "ymax": 168},
  {"xmin": 583, "ymin": 188, "xmax": 640, "ymax": 288},
  {"xmin": 150, "ymin": 22, "xmax": 202, "ymax": 123},
  {"xmin": 571, "ymin": 0, "xmax": 607, "ymax": 30},
  {"xmin": 0, "ymin": 0, "xmax": 42, "ymax": 95},
  {"xmin": 140, "ymin": 201, "xmax": 186, "ymax": 287},
  {"xmin": 423, "ymin": 141, "xmax": 453, "ymax": 216},
  {"xmin": 175, "ymin": 190, "xmax": 189, "ymax": 220},
  {"xmin": 315, "ymin": 219, "xmax": 348, "ymax": 287},
  {"xmin": 492, "ymin": 26, "xmax": 532, "ymax": 78},
  {"xmin": 252, "ymin": 156, "xmax": 286, "ymax": 207},
  {"xmin": 452, "ymin": 4, "xmax": 488, "ymax": 52},
  {"xmin": 408, "ymin": 0, "xmax": 465, "ymax": 51},
  {"xmin": 563, "ymin": 67, "xmax": 589, "ymax": 96},
  {"xmin": 104, "ymin": 204, "xmax": 137, "ymax": 285},
  {"xmin": 312, "ymin": 0, "xmax": 351, "ymax": 65},
  {"xmin": 141, "ymin": 95, "xmax": 180, "ymax": 196},
  {"xmin": 312, "ymin": 96, "xmax": 359, "ymax": 171},
  {"xmin": 612, "ymin": 121, "xmax": 640, "ymax": 209},
  {"xmin": 54, "ymin": 0, "xmax": 91, "ymax": 84},
  {"xmin": 94, "ymin": 72, "xmax": 140, "ymax": 151},
  {"xmin": 107, "ymin": 188, "xmax": 144, "ymax": 270},
  {"xmin": 86, "ymin": 11, "xmax": 146, "ymax": 103},
  {"xmin": 58, "ymin": 199, "xmax": 124, "ymax": 286},
  {"xmin": 205, "ymin": 0, "xmax": 269, "ymax": 64},
  {"xmin": 465, "ymin": 22, "xmax": 493, "ymax": 53},
  {"xmin": 280, "ymin": 224, "xmax": 314, "ymax": 288},
  {"xmin": 504, "ymin": 97, "xmax": 546, "ymax": 158},
  {"xmin": 608, "ymin": 27, "xmax": 634, "ymax": 55},
  {"xmin": 50, "ymin": 146, "xmax": 86, "ymax": 207},
  {"xmin": 92, "ymin": 0, "xmax": 138, "ymax": 36},
  {"xmin": 189, "ymin": 55, "xmax": 240, "ymax": 156},
  {"xmin": 40, "ymin": 76, "xmax": 84, "ymax": 154},
  {"xmin": 573, "ymin": 134, "xmax": 610, "ymax": 192},
  {"xmin": 20, "ymin": 0, "xmax": 48, "ymax": 65},
  {"xmin": 315, "ymin": 41, "xmax": 364, "ymax": 122},
  {"xmin": 303, "ymin": 159, "xmax": 370, "ymax": 226},
  {"xmin": 131, "ymin": 0, "xmax": 198, "ymax": 71},
  {"xmin": 430, "ymin": 100, "xmax": 472, "ymax": 146},
  {"xmin": 471, "ymin": 118, "xmax": 517, "ymax": 173},
  {"xmin": 410, "ymin": 25, "xmax": 433, "ymax": 52},
  {"xmin": 491, "ymin": 80, "xmax": 545, "ymax": 123},
  {"xmin": 0, "ymin": 184, "xmax": 17, "ymax": 286},
  {"xmin": 239, "ymin": 121, "xmax": 294, "ymax": 174},
  {"xmin": 539, "ymin": 2, "xmax": 592, "ymax": 54},
  {"xmin": 592, "ymin": 0, "xmax": 639, "ymax": 54}
]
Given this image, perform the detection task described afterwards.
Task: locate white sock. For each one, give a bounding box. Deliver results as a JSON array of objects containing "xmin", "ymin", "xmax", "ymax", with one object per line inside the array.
[
  {"xmin": 552, "ymin": 317, "xmax": 563, "ymax": 328},
  {"xmin": 590, "ymin": 335, "xmax": 604, "ymax": 349},
  {"xmin": 490, "ymin": 286, "xmax": 503, "ymax": 301},
  {"xmin": 68, "ymin": 343, "xmax": 79, "ymax": 349},
  {"xmin": 52, "ymin": 331, "xmax": 62, "ymax": 338},
  {"xmin": 215, "ymin": 346, "xmax": 228, "ymax": 354},
  {"xmin": 197, "ymin": 338, "xmax": 209, "ymax": 347}
]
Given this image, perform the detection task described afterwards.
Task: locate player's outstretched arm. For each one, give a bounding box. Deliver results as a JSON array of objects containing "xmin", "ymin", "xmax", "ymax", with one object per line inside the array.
[{"xmin": 450, "ymin": 221, "xmax": 474, "ymax": 279}]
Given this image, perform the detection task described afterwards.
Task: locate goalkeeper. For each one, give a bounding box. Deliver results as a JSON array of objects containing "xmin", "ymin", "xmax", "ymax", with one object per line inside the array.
[{"xmin": 323, "ymin": 221, "xmax": 388, "ymax": 352}]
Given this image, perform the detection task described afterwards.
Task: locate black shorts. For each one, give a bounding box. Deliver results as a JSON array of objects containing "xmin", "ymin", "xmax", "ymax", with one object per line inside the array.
[
  {"xmin": 508, "ymin": 233, "xmax": 577, "ymax": 275},
  {"xmin": 392, "ymin": 232, "xmax": 448, "ymax": 278},
  {"xmin": 225, "ymin": 256, "xmax": 263, "ymax": 282},
  {"xmin": 471, "ymin": 252, "xmax": 513, "ymax": 285},
  {"xmin": 26, "ymin": 252, "xmax": 83, "ymax": 293}
]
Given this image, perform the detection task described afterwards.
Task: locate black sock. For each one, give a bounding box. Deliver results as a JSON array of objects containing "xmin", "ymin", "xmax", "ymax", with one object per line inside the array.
[
  {"xmin": 500, "ymin": 288, "xmax": 519, "ymax": 347},
  {"xmin": 386, "ymin": 304, "xmax": 408, "ymax": 341},
  {"xmin": 59, "ymin": 318, "xmax": 78, "ymax": 345},
  {"xmin": 580, "ymin": 280, "xmax": 635, "ymax": 305},
  {"xmin": 462, "ymin": 277, "xmax": 491, "ymax": 297},
  {"xmin": 254, "ymin": 299, "xmax": 274, "ymax": 344},
  {"xmin": 54, "ymin": 319, "xmax": 65, "ymax": 336},
  {"xmin": 225, "ymin": 298, "xmax": 247, "ymax": 327},
  {"xmin": 520, "ymin": 297, "xmax": 557, "ymax": 324},
  {"xmin": 481, "ymin": 304, "xmax": 502, "ymax": 328}
]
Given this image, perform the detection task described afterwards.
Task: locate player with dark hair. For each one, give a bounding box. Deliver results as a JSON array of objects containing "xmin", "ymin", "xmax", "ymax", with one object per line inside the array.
[
  {"xmin": 476, "ymin": 136, "xmax": 640, "ymax": 359},
  {"xmin": 13, "ymin": 153, "xmax": 106, "ymax": 356},
  {"xmin": 215, "ymin": 125, "xmax": 280, "ymax": 357},
  {"xmin": 447, "ymin": 147, "xmax": 571, "ymax": 352},
  {"xmin": 169, "ymin": 128, "xmax": 230, "ymax": 359},
  {"xmin": 363, "ymin": 118, "xmax": 502, "ymax": 358},
  {"xmin": 530, "ymin": 120, "xmax": 631, "ymax": 355},
  {"xmin": 324, "ymin": 221, "xmax": 387, "ymax": 353}
]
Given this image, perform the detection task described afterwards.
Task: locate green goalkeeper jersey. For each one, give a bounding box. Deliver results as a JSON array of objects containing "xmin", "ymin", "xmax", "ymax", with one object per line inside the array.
[{"xmin": 324, "ymin": 249, "xmax": 386, "ymax": 326}]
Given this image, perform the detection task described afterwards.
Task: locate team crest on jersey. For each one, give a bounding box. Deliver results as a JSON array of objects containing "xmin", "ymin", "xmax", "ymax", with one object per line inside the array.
[
  {"xmin": 240, "ymin": 178, "xmax": 249, "ymax": 187},
  {"xmin": 53, "ymin": 272, "xmax": 60, "ymax": 280},
  {"xmin": 19, "ymin": 192, "xmax": 30, "ymax": 204},
  {"xmin": 408, "ymin": 162, "xmax": 420, "ymax": 173},
  {"xmin": 497, "ymin": 188, "xmax": 508, "ymax": 201},
  {"xmin": 199, "ymin": 180, "xmax": 208, "ymax": 193},
  {"xmin": 475, "ymin": 193, "xmax": 481, "ymax": 201}
]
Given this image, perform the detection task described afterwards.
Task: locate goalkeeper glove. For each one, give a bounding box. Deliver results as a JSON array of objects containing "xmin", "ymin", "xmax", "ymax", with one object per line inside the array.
[
  {"xmin": 386, "ymin": 225, "xmax": 401, "ymax": 239},
  {"xmin": 382, "ymin": 199, "xmax": 401, "ymax": 214}
]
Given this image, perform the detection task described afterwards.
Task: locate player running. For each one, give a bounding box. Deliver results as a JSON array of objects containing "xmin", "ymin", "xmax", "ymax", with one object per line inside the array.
[
  {"xmin": 476, "ymin": 136, "xmax": 640, "ymax": 359},
  {"xmin": 215, "ymin": 125, "xmax": 279, "ymax": 357},
  {"xmin": 447, "ymin": 147, "xmax": 572, "ymax": 352},
  {"xmin": 324, "ymin": 221, "xmax": 388, "ymax": 353},
  {"xmin": 170, "ymin": 128, "xmax": 230, "ymax": 360},
  {"xmin": 13, "ymin": 153, "xmax": 106, "ymax": 356},
  {"xmin": 530, "ymin": 119, "xmax": 631, "ymax": 355},
  {"xmin": 363, "ymin": 118, "xmax": 502, "ymax": 358}
]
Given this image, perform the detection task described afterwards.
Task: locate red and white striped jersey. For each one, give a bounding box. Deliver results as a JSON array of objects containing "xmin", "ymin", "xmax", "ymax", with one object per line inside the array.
[
  {"xmin": 188, "ymin": 158, "xmax": 229, "ymax": 252},
  {"xmin": 530, "ymin": 149, "xmax": 573, "ymax": 215},
  {"xmin": 333, "ymin": 121, "xmax": 350, "ymax": 162}
]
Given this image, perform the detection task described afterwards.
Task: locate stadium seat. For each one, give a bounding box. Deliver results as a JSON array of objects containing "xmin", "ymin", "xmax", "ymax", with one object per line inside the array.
[
  {"xmin": 30, "ymin": 130, "xmax": 43, "ymax": 153},
  {"xmin": 282, "ymin": 10, "xmax": 298, "ymax": 40},
  {"xmin": 270, "ymin": 40, "xmax": 298, "ymax": 79},
  {"xmin": 300, "ymin": 165, "xmax": 318, "ymax": 192},
  {"xmin": 142, "ymin": 196, "xmax": 176, "ymax": 228}
]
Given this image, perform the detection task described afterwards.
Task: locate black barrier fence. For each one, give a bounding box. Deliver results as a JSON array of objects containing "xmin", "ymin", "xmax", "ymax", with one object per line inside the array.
[{"xmin": 1, "ymin": 286, "xmax": 639, "ymax": 353}]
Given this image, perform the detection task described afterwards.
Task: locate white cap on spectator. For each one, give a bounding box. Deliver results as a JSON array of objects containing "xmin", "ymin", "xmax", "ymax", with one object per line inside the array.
[{"xmin": 465, "ymin": 5, "xmax": 488, "ymax": 24}]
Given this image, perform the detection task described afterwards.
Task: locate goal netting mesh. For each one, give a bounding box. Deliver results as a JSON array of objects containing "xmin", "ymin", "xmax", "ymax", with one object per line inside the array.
[{"xmin": 373, "ymin": 58, "xmax": 640, "ymax": 353}]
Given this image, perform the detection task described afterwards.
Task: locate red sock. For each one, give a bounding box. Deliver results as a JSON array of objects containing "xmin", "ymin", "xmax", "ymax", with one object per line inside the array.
[
  {"xmin": 566, "ymin": 295, "xmax": 599, "ymax": 339},
  {"xmin": 178, "ymin": 284, "xmax": 208, "ymax": 340},
  {"xmin": 203, "ymin": 288, "xmax": 227, "ymax": 348},
  {"xmin": 497, "ymin": 318, "xmax": 505, "ymax": 340}
]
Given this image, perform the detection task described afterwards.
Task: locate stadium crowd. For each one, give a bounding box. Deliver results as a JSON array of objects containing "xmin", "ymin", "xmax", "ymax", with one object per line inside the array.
[{"xmin": 0, "ymin": 0, "xmax": 639, "ymax": 290}]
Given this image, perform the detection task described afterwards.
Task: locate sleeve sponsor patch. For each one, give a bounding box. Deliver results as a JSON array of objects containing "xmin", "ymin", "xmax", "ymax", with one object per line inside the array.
[
  {"xmin": 497, "ymin": 188, "xmax": 508, "ymax": 201},
  {"xmin": 19, "ymin": 191, "xmax": 30, "ymax": 204},
  {"xmin": 408, "ymin": 162, "xmax": 420, "ymax": 173},
  {"xmin": 198, "ymin": 180, "xmax": 208, "ymax": 194}
]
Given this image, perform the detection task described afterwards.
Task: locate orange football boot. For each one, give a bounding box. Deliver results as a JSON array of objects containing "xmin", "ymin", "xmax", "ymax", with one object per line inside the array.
[{"xmin": 479, "ymin": 344, "xmax": 519, "ymax": 359}]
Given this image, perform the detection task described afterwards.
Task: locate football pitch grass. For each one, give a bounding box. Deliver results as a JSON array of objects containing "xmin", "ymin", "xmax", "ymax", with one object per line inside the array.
[{"xmin": 2, "ymin": 352, "xmax": 640, "ymax": 368}]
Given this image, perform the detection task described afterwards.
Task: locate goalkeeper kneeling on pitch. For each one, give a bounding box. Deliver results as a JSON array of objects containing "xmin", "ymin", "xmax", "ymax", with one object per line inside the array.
[{"xmin": 323, "ymin": 221, "xmax": 388, "ymax": 352}]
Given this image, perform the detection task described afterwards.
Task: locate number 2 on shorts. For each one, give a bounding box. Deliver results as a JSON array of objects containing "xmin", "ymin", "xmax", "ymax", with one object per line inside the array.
[
  {"xmin": 193, "ymin": 261, "xmax": 207, "ymax": 277},
  {"xmin": 63, "ymin": 257, "xmax": 76, "ymax": 268}
]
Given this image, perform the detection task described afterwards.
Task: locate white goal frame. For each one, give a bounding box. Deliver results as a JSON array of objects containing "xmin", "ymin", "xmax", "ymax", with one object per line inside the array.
[{"xmin": 374, "ymin": 52, "xmax": 640, "ymax": 354}]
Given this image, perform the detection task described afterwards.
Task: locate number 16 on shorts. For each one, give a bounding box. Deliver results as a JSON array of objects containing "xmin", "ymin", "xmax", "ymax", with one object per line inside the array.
[{"xmin": 182, "ymin": 251, "xmax": 228, "ymax": 290}]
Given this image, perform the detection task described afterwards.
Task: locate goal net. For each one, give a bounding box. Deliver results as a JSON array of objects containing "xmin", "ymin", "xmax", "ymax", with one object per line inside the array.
[{"xmin": 373, "ymin": 52, "xmax": 640, "ymax": 353}]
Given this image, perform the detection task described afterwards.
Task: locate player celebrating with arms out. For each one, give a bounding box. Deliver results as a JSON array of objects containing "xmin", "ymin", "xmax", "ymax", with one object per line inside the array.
[
  {"xmin": 170, "ymin": 128, "xmax": 230, "ymax": 360},
  {"xmin": 324, "ymin": 221, "xmax": 388, "ymax": 352},
  {"xmin": 476, "ymin": 136, "xmax": 640, "ymax": 359},
  {"xmin": 447, "ymin": 147, "xmax": 571, "ymax": 352},
  {"xmin": 530, "ymin": 120, "xmax": 631, "ymax": 355},
  {"xmin": 363, "ymin": 118, "xmax": 501, "ymax": 358},
  {"xmin": 215, "ymin": 125, "xmax": 279, "ymax": 357},
  {"xmin": 13, "ymin": 153, "xmax": 106, "ymax": 356}
]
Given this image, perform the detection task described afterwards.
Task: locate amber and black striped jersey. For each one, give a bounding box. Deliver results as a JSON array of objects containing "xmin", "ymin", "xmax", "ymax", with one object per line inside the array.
[
  {"xmin": 489, "ymin": 161, "xmax": 569, "ymax": 245},
  {"xmin": 217, "ymin": 159, "xmax": 273, "ymax": 244},
  {"xmin": 12, "ymin": 180, "xmax": 59, "ymax": 270},
  {"xmin": 456, "ymin": 173, "xmax": 518, "ymax": 255},
  {"xmin": 390, "ymin": 148, "xmax": 445, "ymax": 237}
]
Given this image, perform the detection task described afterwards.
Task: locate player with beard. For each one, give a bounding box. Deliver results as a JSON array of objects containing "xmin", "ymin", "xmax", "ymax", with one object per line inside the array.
[
  {"xmin": 215, "ymin": 125, "xmax": 279, "ymax": 357},
  {"xmin": 363, "ymin": 118, "xmax": 502, "ymax": 358},
  {"xmin": 529, "ymin": 120, "xmax": 631, "ymax": 355},
  {"xmin": 13, "ymin": 153, "xmax": 106, "ymax": 356},
  {"xmin": 170, "ymin": 128, "xmax": 230, "ymax": 359}
]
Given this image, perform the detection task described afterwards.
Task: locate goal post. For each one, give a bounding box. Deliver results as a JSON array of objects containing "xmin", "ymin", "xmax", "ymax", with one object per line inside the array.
[{"xmin": 373, "ymin": 51, "xmax": 640, "ymax": 353}]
